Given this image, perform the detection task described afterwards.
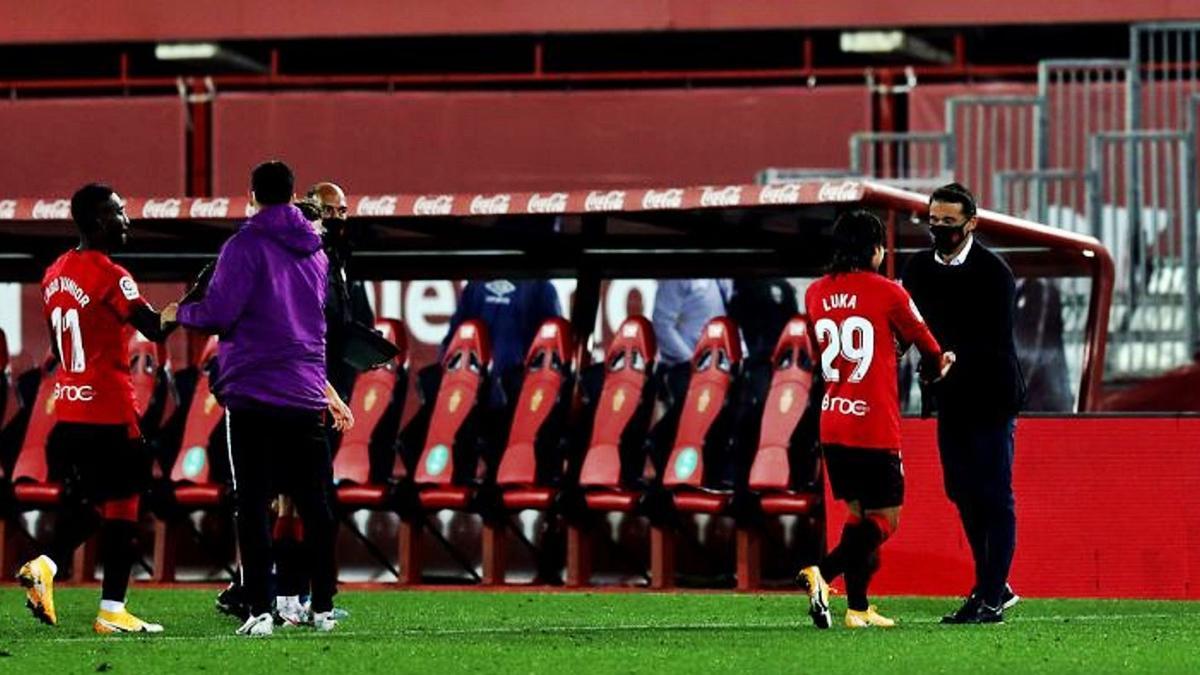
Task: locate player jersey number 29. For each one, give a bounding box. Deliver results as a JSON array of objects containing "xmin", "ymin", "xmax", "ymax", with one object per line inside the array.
[
  {"xmin": 50, "ymin": 306, "xmax": 86, "ymax": 373},
  {"xmin": 814, "ymin": 316, "xmax": 874, "ymax": 382}
]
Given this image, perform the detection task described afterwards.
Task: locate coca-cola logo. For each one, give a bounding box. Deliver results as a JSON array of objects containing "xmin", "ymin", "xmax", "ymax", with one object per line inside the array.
[
  {"xmin": 584, "ymin": 190, "xmax": 626, "ymax": 212},
  {"xmin": 142, "ymin": 198, "xmax": 182, "ymax": 219},
  {"xmin": 32, "ymin": 199, "xmax": 71, "ymax": 220},
  {"xmin": 357, "ymin": 196, "xmax": 399, "ymax": 217},
  {"xmin": 189, "ymin": 198, "xmax": 230, "ymax": 218},
  {"xmin": 413, "ymin": 195, "xmax": 454, "ymax": 216},
  {"xmin": 758, "ymin": 183, "xmax": 801, "ymax": 205},
  {"xmin": 699, "ymin": 186, "xmax": 743, "ymax": 207},
  {"xmin": 0, "ymin": 199, "xmax": 16, "ymax": 219},
  {"xmin": 817, "ymin": 181, "xmax": 862, "ymax": 202},
  {"xmin": 469, "ymin": 194, "xmax": 512, "ymax": 215},
  {"xmin": 526, "ymin": 192, "xmax": 568, "ymax": 213},
  {"xmin": 641, "ymin": 189, "xmax": 684, "ymax": 210}
]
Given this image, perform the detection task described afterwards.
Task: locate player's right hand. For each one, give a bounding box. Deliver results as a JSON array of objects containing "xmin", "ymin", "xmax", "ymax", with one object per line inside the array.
[{"xmin": 938, "ymin": 351, "xmax": 956, "ymax": 379}]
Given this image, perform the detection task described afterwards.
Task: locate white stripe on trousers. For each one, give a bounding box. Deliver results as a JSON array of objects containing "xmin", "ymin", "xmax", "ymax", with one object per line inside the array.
[{"xmin": 225, "ymin": 411, "xmax": 244, "ymax": 586}]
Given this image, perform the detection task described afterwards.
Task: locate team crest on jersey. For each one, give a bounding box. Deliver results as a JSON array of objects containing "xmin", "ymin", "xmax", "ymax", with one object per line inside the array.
[
  {"xmin": 204, "ymin": 394, "xmax": 217, "ymax": 415},
  {"xmin": 364, "ymin": 387, "xmax": 379, "ymax": 413},
  {"xmin": 448, "ymin": 389, "xmax": 463, "ymax": 414},
  {"xmin": 612, "ymin": 388, "xmax": 626, "ymax": 412},
  {"xmin": 697, "ymin": 387, "xmax": 712, "ymax": 413},
  {"xmin": 119, "ymin": 276, "xmax": 140, "ymax": 301},
  {"xmin": 530, "ymin": 388, "xmax": 544, "ymax": 412}
]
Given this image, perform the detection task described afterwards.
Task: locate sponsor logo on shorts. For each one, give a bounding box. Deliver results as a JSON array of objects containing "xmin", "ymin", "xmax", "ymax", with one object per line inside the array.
[
  {"xmin": 822, "ymin": 393, "xmax": 869, "ymax": 416},
  {"xmin": 54, "ymin": 383, "xmax": 96, "ymax": 402}
]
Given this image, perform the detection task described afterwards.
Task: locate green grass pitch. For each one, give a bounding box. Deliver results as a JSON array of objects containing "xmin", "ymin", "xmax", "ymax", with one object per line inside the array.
[{"xmin": 1, "ymin": 588, "xmax": 1198, "ymax": 673}]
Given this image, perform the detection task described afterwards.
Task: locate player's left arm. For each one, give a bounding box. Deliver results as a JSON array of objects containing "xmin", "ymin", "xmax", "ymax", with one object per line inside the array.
[
  {"xmin": 107, "ymin": 269, "xmax": 175, "ymax": 343},
  {"xmin": 888, "ymin": 284, "xmax": 948, "ymax": 377}
]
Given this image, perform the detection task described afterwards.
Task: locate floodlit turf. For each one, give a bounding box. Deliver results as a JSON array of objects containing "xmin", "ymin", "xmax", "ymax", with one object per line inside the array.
[{"xmin": 0, "ymin": 588, "xmax": 1198, "ymax": 673}]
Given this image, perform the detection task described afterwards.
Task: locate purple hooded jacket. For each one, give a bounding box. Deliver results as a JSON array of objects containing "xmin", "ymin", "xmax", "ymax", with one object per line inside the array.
[{"xmin": 178, "ymin": 204, "xmax": 329, "ymax": 411}]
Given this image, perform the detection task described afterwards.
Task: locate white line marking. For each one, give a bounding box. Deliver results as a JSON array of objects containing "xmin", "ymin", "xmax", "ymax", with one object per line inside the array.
[{"xmin": 2, "ymin": 613, "xmax": 1177, "ymax": 643}]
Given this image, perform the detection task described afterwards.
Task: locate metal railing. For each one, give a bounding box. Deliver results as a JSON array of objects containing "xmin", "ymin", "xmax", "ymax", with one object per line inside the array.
[
  {"xmin": 944, "ymin": 95, "xmax": 1044, "ymax": 208},
  {"xmin": 1089, "ymin": 130, "xmax": 1197, "ymax": 374},
  {"xmin": 1037, "ymin": 60, "xmax": 1130, "ymax": 173},
  {"xmin": 848, "ymin": 131, "xmax": 954, "ymax": 190}
]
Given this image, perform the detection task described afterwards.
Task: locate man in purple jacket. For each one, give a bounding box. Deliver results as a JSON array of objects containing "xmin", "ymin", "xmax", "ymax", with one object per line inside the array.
[{"xmin": 163, "ymin": 161, "xmax": 341, "ymax": 636}]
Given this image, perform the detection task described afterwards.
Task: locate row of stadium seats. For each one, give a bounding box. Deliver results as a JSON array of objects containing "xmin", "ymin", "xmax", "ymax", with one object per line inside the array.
[{"xmin": 0, "ymin": 313, "xmax": 823, "ymax": 589}]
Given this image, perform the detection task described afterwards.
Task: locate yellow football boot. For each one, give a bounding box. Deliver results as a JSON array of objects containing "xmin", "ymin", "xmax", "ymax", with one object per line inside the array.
[
  {"xmin": 845, "ymin": 606, "xmax": 897, "ymax": 629},
  {"xmin": 94, "ymin": 608, "xmax": 164, "ymax": 634},
  {"xmin": 16, "ymin": 555, "xmax": 57, "ymax": 626},
  {"xmin": 797, "ymin": 566, "xmax": 832, "ymax": 629}
]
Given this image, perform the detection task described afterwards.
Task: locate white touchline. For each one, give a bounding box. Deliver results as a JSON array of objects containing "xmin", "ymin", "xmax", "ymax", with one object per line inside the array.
[{"xmin": 12, "ymin": 614, "xmax": 1178, "ymax": 643}]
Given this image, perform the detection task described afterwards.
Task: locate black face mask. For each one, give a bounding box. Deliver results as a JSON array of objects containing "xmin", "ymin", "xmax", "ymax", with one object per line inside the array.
[{"xmin": 930, "ymin": 225, "xmax": 967, "ymax": 256}]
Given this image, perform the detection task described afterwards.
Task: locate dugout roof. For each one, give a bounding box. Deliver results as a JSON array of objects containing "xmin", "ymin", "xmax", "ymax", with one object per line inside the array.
[{"xmin": 0, "ymin": 180, "xmax": 1114, "ymax": 409}]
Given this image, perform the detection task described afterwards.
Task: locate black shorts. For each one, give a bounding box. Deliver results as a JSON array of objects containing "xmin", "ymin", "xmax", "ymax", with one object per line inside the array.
[
  {"xmin": 46, "ymin": 422, "xmax": 150, "ymax": 504},
  {"xmin": 823, "ymin": 445, "xmax": 905, "ymax": 510}
]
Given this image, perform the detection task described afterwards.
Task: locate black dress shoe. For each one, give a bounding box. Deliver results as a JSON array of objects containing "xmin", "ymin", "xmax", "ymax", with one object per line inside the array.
[
  {"xmin": 943, "ymin": 598, "xmax": 1004, "ymax": 624},
  {"xmin": 941, "ymin": 594, "xmax": 982, "ymax": 624},
  {"xmin": 1000, "ymin": 584, "xmax": 1020, "ymax": 611}
]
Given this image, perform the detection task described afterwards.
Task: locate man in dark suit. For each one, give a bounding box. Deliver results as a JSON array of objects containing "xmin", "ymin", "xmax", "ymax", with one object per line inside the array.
[{"xmin": 902, "ymin": 183, "xmax": 1026, "ymax": 624}]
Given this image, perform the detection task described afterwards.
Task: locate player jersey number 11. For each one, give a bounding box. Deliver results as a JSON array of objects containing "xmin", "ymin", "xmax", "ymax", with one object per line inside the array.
[
  {"xmin": 50, "ymin": 306, "xmax": 87, "ymax": 373},
  {"xmin": 814, "ymin": 316, "xmax": 874, "ymax": 383}
]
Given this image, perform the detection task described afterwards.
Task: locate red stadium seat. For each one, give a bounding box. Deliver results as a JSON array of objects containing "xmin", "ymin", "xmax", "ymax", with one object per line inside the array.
[
  {"xmin": 738, "ymin": 316, "xmax": 821, "ymax": 590},
  {"xmin": 400, "ymin": 320, "xmax": 490, "ymax": 584},
  {"xmin": 653, "ymin": 317, "xmax": 743, "ymax": 588},
  {"xmin": 567, "ymin": 316, "xmax": 657, "ymax": 587},
  {"xmin": 152, "ymin": 336, "xmax": 229, "ymax": 582},
  {"xmin": 331, "ymin": 318, "xmax": 409, "ymax": 578},
  {"xmin": 483, "ymin": 318, "xmax": 574, "ymax": 584}
]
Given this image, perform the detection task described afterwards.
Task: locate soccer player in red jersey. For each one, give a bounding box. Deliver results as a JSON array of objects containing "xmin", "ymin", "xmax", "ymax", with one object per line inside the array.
[
  {"xmin": 797, "ymin": 210, "xmax": 954, "ymax": 629},
  {"xmin": 17, "ymin": 183, "xmax": 174, "ymax": 634}
]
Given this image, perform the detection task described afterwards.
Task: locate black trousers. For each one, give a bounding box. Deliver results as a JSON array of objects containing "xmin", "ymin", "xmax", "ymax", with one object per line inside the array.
[
  {"xmin": 226, "ymin": 405, "xmax": 337, "ymax": 616},
  {"xmin": 937, "ymin": 415, "xmax": 1017, "ymax": 607}
]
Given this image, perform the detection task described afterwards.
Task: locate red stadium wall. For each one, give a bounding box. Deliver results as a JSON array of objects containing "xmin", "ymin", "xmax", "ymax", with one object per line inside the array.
[
  {"xmin": 2, "ymin": 0, "xmax": 1194, "ymax": 44},
  {"xmin": 851, "ymin": 417, "xmax": 1200, "ymax": 600},
  {"xmin": 211, "ymin": 88, "xmax": 868, "ymax": 194},
  {"xmin": 0, "ymin": 98, "xmax": 187, "ymax": 197}
]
